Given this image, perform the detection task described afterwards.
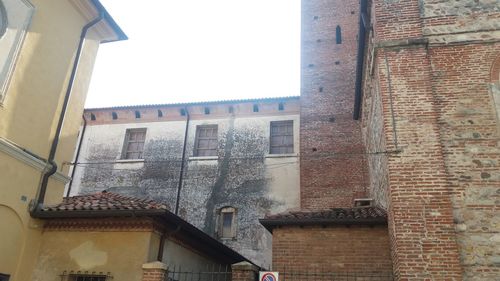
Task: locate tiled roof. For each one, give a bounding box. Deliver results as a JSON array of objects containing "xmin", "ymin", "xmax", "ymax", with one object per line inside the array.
[
  {"xmin": 41, "ymin": 191, "xmax": 168, "ymax": 213},
  {"xmin": 260, "ymin": 207, "xmax": 387, "ymax": 231},
  {"xmin": 85, "ymin": 96, "xmax": 300, "ymax": 111}
]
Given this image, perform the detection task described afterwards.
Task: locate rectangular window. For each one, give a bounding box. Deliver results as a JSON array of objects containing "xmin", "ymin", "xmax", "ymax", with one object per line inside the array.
[
  {"xmin": 219, "ymin": 207, "xmax": 236, "ymax": 238},
  {"xmin": 194, "ymin": 125, "xmax": 218, "ymax": 157},
  {"xmin": 270, "ymin": 120, "xmax": 294, "ymax": 154},
  {"xmin": 122, "ymin": 128, "xmax": 147, "ymax": 159}
]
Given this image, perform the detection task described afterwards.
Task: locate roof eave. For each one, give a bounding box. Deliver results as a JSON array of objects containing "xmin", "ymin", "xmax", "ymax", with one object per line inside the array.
[
  {"xmin": 91, "ymin": 0, "xmax": 128, "ymax": 43},
  {"xmin": 259, "ymin": 218, "xmax": 388, "ymax": 233}
]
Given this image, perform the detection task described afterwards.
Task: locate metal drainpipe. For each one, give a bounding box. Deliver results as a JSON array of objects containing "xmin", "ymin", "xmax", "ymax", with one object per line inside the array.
[
  {"xmin": 65, "ymin": 114, "xmax": 87, "ymax": 197},
  {"xmin": 30, "ymin": 12, "xmax": 104, "ymax": 216},
  {"xmin": 174, "ymin": 107, "xmax": 190, "ymax": 215}
]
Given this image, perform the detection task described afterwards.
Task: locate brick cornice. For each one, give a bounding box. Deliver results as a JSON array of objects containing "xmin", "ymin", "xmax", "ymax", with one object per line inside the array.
[{"xmin": 43, "ymin": 217, "xmax": 164, "ymax": 232}]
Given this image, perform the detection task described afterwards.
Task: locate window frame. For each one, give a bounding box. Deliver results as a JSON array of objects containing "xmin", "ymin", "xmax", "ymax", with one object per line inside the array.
[
  {"xmin": 269, "ymin": 120, "xmax": 294, "ymax": 154},
  {"xmin": 121, "ymin": 128, "xmax": 147, "ymax": 160},
  {"xmin": 218, "ymin": 207, "xmax": 237, "ymax": 239},
  {"xmin": 193, "ymin": 125, "xmax": 218, "ymax": 157}
]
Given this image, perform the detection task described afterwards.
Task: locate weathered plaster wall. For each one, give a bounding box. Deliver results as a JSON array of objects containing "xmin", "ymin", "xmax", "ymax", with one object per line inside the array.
[
  {"xmin": 70, "ymin": 107, "xmax": 300, "ymax": 267},
  {"xmin": 33, "ymin": 230, "xmax": 152, "ymax": 281}
]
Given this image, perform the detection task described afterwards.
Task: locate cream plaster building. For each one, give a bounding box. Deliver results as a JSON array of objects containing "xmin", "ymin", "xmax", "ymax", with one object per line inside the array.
[{"xmin": 0, "ymin": 1, "xmax": 126, "ymax": 280}]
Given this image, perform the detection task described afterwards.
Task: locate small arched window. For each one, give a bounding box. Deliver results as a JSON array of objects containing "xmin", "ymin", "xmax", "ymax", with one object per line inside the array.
[
  {"xmin": 204, "ymin": 107, "xmax": 210, "ymax": 115},
  {"xmin": 135, "ymin": 111, "xmax": 141, "ymax": 118},
  {"xmin": 228, "ymin": 106, "xmax": 234, "ymax": 114},
  {"xmin": 278, "ymin": 102, "xmax": 285, "ymax": 111},
  {"xmin": 180, "ymin": 108, "xmax": 186, "ymax": 116},
  {"xmin": 253, "ymin": 104, "xmax": 259, "ymax": 113},
  {"xmin": 112, "ymin": 112, "xmax": 118, "ymax": 120},
  {"xmin": 219, "ymin": 207, "xmax": 237, "ymax": 238},
  {"xmin": 90, "ymin": 113, "xmax": 96, "ymax": 121},
  {"xmin": 157, "ymin": 110, "xmax": 163, "ymax": 118},
  {"xmin": 336, "ymin": 25, "xmax": 342, "ymax": 44}
]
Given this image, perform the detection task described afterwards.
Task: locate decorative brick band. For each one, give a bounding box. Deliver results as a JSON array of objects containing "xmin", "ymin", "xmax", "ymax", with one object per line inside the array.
[{"xmin": 43, "ymin": 217, "xmax": 163, "ymax": 232}]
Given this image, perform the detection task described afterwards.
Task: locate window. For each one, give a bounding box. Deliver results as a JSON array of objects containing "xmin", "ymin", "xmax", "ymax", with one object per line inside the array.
[
  {"xmin": 253, "ymin": 104, "xmax": 259, "ymax": 112},
  {"xmin": 70, "ymin": 275, "xmax": 107, "ymax": 281},
  {"xmin": 336, "ymin": 25, "xmax": 342, "ymax": 44},
  {"xmin": 90, "ymin": 113, "xmax": 96, "ymax": 121},
  {"xmin": 134, "ymin": 111, "xmax": 141, "ymax": 118},
  {"xmin": 278, "ymin": 102, "xmax": 284, "ymax": 111},
  {"xmin": 122, "ymin": 129, "xmax": 146, "ymax": 159},
  {"xmin": 111, "ymin": 112, "xmax": 118, "ymax": 120},
  {"xmin": 0, "ymin": 273, "xmax": 10, "ymax": 281},
  {"xmin": 270, "ymin": 120, "xmax": 294, "ymax": 154},
  {"xmin": 219, "ymin": 207, "xmax": 236, "ymax": 238},
  {"xmin": 157, "ymin": 109, "xmax": 163, "ymax": 117},
  {"xmin": 194, "ymin": 125, "xmax": 218, "ymax": 157}
]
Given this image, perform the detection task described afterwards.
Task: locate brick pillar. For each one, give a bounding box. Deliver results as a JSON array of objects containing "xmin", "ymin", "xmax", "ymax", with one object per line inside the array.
[
  {"xmin": 231, "ymin": 262, "xmax": 258, "ymax": 281},
  {"xmin": 142, "ymin": 261, "xmax": 168, "ymax": 281}
]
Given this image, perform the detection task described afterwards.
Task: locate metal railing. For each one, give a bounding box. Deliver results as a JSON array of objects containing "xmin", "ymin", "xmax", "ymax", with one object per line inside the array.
[
  {"xmin": 277, "ymin": 271, "xmax": 394, "ymax": 281},
  {"xmin": 165, "ymin": 265, "xmax": 232, "ymax": 281}
]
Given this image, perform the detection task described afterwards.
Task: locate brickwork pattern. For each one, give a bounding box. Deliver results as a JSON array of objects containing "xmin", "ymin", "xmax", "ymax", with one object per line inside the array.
[
  {"xmin": 272, "ymin": 226, "xmax": 392, "ymax": 273},
  {"xmin": 142, "ymin": 268, "xmax": 167, "ymax": 281},
  {"xmin": 356, "ymin": 0, "xmax": 500, "ymax": 279},
  {"xmin": 300, "ymin": 0, "xmax": 369, "ymax": 209}
]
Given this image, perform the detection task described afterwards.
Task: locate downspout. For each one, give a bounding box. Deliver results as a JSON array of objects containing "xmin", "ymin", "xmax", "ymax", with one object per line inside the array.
[
  {"xmin": 174, "ymin": 107, "xmax": 190, "ymax": 215},
  {"xmin": 65, "ymin": 114, "xmax": 88, "ymax": 197},
  {"xmin": 353, "ymin": 0, "xmax": 368, "ymax": 120},
  {"xmin": 31, "ymin": 13, "xmax": 104, "ymax": 216}
]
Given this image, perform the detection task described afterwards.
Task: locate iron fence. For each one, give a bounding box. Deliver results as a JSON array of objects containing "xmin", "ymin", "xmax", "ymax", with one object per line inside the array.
[
  {"xmin": 165, "ymin": 265, "xmax": 232, "ymax": 281},
  {"xmin": 277, "ymin": 271, "xmax": 394, "ymax": 281}
]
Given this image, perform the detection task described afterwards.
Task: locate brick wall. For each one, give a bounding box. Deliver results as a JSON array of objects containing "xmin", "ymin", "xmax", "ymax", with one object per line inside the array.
[
  {"xmin": 359, "ymin": 0, "xmax": 500, "ymax": 280},
  {"xmin": 300, "ymin": 0, "xmax": 368, "ymax": 209},
  {"xmin": 272, "ymin": 226, "xmax": 392, "ymax": 273}
]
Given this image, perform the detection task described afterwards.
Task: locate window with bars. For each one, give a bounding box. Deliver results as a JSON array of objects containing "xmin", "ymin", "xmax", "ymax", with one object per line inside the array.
[
  {"xmin": 194, "ymin": 125, "xmax": 218, "ymax": 157},
  {"xmin": 70, "ymin": 275, "xmax": 107, "ymax": 281},
  {"xmin": 219, "ymin": 207, "xmax": 236, "ymax": 238},
  {"xmin": 270, "ymin": 120, "xmax": 294, "ymax": 154},
  {"xmin": 122, "ymin": 129, "xmax": 147, "ymax": 159}
]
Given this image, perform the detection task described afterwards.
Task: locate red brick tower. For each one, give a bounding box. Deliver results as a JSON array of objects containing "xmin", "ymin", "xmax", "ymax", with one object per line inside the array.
[{"xmin": 300, "ymin": 0, "xmax": 369, "ymax": 209}]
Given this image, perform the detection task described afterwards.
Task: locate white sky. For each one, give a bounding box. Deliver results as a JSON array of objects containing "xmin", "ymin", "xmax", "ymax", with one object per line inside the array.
[{"xmin": 85, "ymin": 0, "xmax": 301, "ymax": 108}]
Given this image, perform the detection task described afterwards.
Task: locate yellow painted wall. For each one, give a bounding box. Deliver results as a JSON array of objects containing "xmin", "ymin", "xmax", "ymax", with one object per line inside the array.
[
  {"xmin": 32, "ymin": 230, "xmax": 153, "ymax": 281},
  {"xmin": 0, "ymin": 1, "xmax": 118, "ymax": 280}
]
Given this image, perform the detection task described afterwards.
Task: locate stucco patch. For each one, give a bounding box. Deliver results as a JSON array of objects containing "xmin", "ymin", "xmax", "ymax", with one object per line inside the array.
[{"xmin": 69, "ymin": 241, "xmax": 108, "ymax": 269}]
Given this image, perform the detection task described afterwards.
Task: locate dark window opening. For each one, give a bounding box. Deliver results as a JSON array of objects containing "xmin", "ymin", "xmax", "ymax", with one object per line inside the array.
[
  {"xmin": 278, "ymin": 103, "xmax": 284, "ymax": 111},
  {"xmin": 135, "ymin": 111, "xmax": 141, "ymax": 118},
  {"xmin": 228, "ymin": 106, "xmax": 234, "ymax": 114},
  {"xmin": 111, "ymin": 112, "xmax": 118, "ymax": 120},
  {"xmin": 90, "ymin": 113, "xmax": 96, "ymax": 121},
  {"xmin": 219, "ymin": 207, "xmax": 236, "ymax": 238},
  {"xmin": 204, "ymin": 107, "xmax": 210, "ymax": 115},
  {"xmin": 253, "ymin": 104, "xmax": 259, "ymax": 112},
  {"xmin": 336, "ymin": 25, "xmax": 342, "ymax": 44},
  {"xmin": 180, "ymin": 108, "xmax": 186, "ymax": 116},
  {"xmin": 157, "ymin": 110, "xmax": 163, "ymax": 118}
]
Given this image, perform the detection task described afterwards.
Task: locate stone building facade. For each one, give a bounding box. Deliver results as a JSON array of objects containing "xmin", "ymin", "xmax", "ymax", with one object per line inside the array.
[{"xmin": 68, "ymin": 97, "xmax": 301, "ymax": 267}]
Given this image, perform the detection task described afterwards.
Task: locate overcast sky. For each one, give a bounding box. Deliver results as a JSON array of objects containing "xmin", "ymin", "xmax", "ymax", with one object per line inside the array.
[{"xmin": 84, "ymin": 0, "xmax": 300, "ymax": 108}]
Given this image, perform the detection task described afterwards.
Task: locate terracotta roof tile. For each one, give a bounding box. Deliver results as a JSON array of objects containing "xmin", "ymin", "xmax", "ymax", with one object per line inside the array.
[
  {"xmin": 260, "ymin": 207, "xmax": 387, "ymax": 231},
  {"xmin": 41, "ymin": 191, "xmax": 168, "ymax": 213}
]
